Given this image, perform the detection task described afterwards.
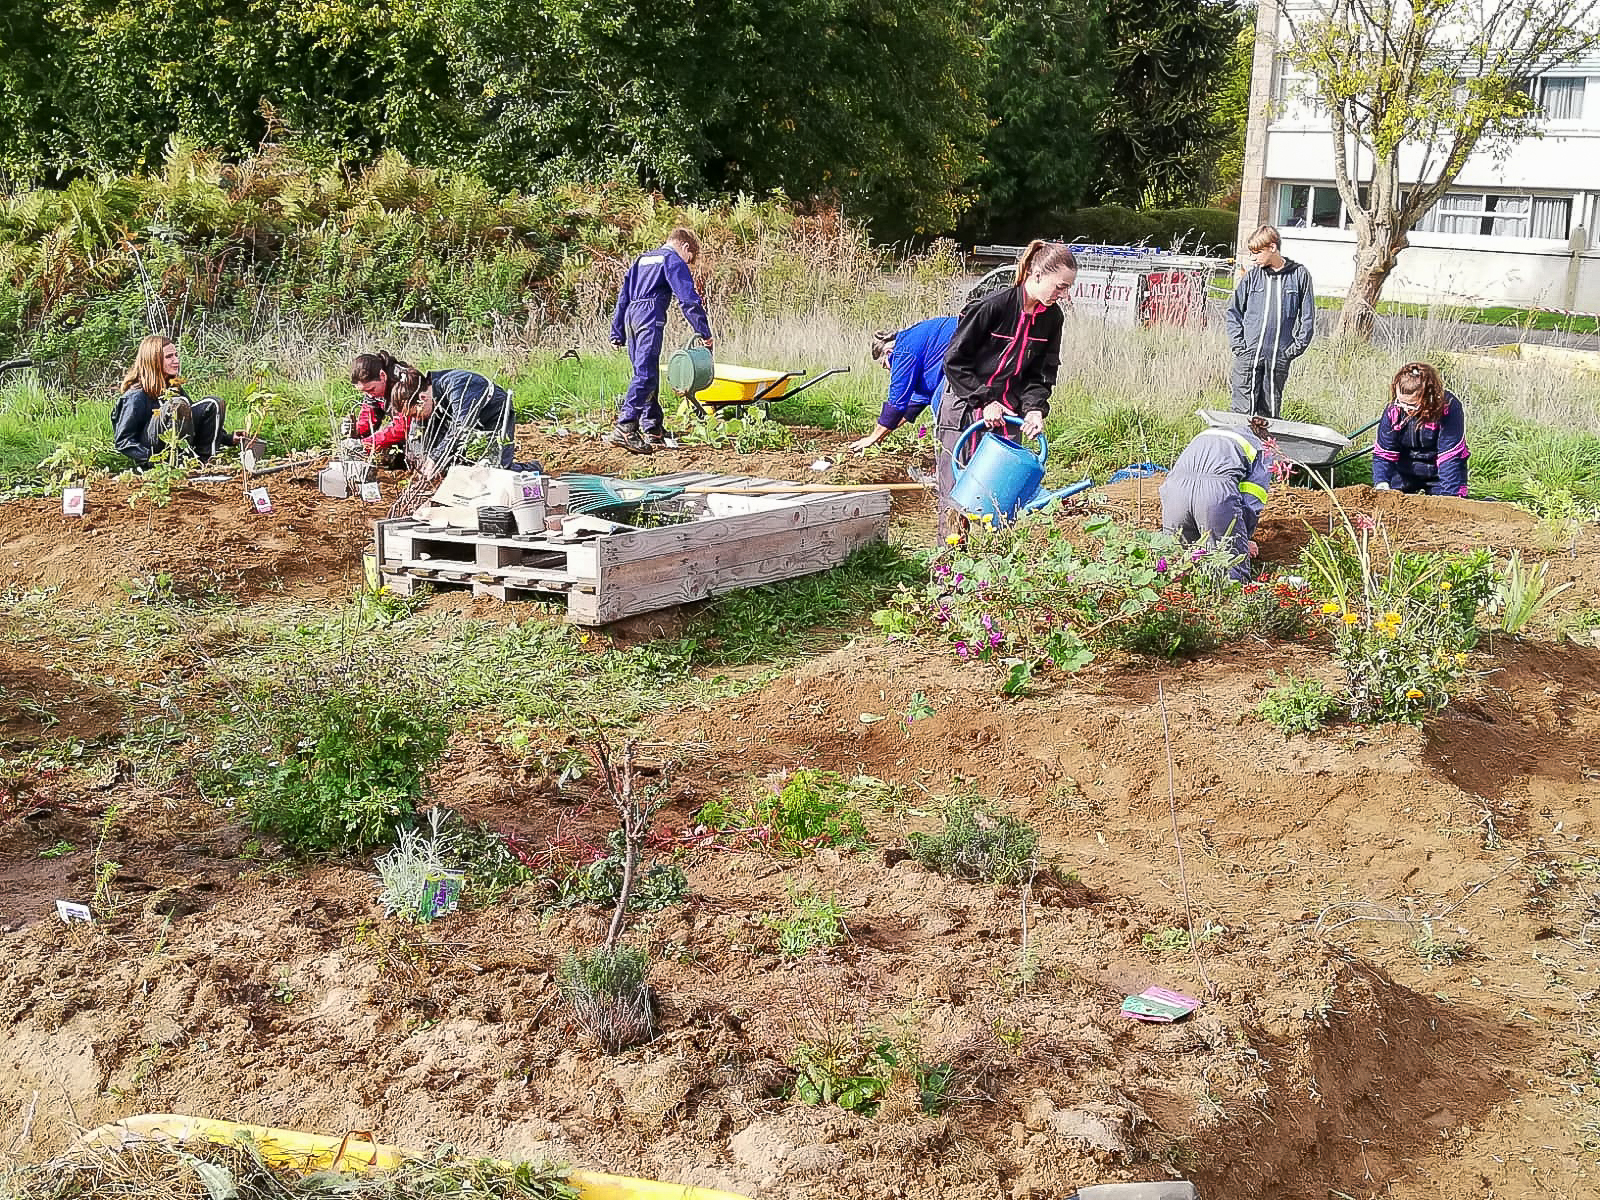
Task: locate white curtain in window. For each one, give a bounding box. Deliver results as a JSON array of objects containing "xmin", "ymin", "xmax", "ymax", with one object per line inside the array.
[
  {"xmin": 1541, "ymin": 77, "xmax": 1586, "ymax": 120},
  {"xmin": 1531, "ymin": 197, "xmax": 1572, "ymax": 239}
]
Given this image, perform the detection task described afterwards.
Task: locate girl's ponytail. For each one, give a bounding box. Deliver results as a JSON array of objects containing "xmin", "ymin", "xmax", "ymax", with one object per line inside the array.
[{"xmin": 1014, "ymin": 239, "xmax": 1046, "ymax": 286}]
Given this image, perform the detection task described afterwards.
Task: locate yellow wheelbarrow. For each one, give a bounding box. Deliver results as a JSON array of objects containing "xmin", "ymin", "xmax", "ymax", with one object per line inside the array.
[
  {"xmin": 684, "ymin": 363, "xmax": 851, "ymax": 419},
  {"xmin": 74, "ymin": 1113, "xmax": 753, "ymax": 1200}
]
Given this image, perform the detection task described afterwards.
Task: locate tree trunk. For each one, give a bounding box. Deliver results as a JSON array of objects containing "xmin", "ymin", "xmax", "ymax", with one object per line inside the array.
[{"xmin": 1335, "ymin": 229, "xmax": 1406, "ymax": 341}]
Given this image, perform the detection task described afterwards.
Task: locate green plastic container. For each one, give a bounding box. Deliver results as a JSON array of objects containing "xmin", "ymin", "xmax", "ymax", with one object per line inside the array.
[{"xmin": 666, "ymin": 337, "xmax": 714, "ymax": 398}]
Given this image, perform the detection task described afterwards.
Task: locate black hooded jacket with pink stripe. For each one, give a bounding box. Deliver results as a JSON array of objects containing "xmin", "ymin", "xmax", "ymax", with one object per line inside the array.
[{"xmin": 942, "ymin": 284, "xmax": 1064, "ymax": 417}]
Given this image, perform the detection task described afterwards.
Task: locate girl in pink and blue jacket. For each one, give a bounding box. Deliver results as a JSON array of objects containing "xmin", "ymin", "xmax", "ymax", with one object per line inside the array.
[{"xmin": 1372, "ymin": 362, "xmax": 1469, "ymax": 497}]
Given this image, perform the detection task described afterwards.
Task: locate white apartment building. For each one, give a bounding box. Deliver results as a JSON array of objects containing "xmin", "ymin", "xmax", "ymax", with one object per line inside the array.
[{"xmin": 1237, "ymin": 3, "xmax": 1600, "ymax": 309}]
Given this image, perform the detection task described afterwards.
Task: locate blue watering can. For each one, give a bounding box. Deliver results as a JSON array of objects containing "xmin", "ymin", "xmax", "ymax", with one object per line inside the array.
[
  {"xmin": 1022, "ymin": 476, "xmax": 1094, "ymax": 512},
  {"xmin": 950, "ymin": 415, "xmax": 1049, "ymax": 522}
]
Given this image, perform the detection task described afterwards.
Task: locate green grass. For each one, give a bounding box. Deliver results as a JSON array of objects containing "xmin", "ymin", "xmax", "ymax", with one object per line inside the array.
[{"xmin": 1310, "ymin": 293, "xmax": 1600, "ymax": 334}]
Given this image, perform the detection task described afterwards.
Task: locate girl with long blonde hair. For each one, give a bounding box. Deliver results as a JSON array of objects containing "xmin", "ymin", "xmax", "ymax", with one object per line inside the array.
[{"xmin": 111, "ymin": 335, "xmax": 234, "ymax": 469}]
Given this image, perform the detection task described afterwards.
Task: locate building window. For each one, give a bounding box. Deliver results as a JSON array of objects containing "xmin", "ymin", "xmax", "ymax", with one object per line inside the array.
[
  {"xmin": 1531, "ymin": 196, "xmax": 1573, "ymax": 239},
  {"xmin": 1412, "ymin": 191, "xmax": 1572, "ymax": 238},
  {"xmin": 1538, "ymin": 76, "xmax": 1587, "ymax": 120},
  {"xmin": 1277, "ymin": 183, "xmax": 1342, "ymax": 228}
]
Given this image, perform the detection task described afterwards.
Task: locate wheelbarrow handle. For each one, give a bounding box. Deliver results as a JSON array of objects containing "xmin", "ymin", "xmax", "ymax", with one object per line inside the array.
[
  {"xmin": 772, "ymin": 365, "xmax": 851, "ymax": 402},
  {"xmin": 753, "ymin": 370, "xmax": 806, "ymax": 405}
]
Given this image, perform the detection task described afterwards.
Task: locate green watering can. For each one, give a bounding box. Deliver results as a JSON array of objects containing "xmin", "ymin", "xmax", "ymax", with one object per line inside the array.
[{"xmin": 666, "ymin": 337, "xmax": 714, "ymax": 401}]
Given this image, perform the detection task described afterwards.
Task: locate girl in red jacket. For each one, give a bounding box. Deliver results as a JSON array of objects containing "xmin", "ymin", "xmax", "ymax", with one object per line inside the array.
[{"xmin": 342, "ymin": 352, "xmax": 420, "ymax": 468}]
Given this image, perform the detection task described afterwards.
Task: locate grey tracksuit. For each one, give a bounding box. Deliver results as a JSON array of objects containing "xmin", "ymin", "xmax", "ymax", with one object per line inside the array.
[
  {"xmin": 1224, "ymin": 259, "xmax": 1314, "ymax": 419},
  {"xmin": 1159, "ymin": 425, "xmax": 1272, "ymax": 582}
]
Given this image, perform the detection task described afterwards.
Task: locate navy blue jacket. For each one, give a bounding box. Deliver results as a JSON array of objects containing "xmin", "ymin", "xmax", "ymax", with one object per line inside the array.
[
  {"xmin": 421, "ymin": 369, "xmax": 514, "ymax": 466},
  {"xmin": 111, "ymin": 384, "xmax": 182, "ymax": 468},
  {"xmin": 1372, "ymin": 392, "xmax": 1469, "ymax": 497},
  {"xmin": 610, "ymin": 245, "xmax": 712, "ymax": 342},
  {"xmin": 879, "ymin": 317, "xmax": 957, "ymax": 428}
]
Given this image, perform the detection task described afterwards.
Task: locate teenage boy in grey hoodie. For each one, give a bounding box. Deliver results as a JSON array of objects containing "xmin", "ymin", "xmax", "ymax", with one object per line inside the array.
[{"xmin": 1225, "ymin": 225, "xmax": 1315, "ymax": 419}]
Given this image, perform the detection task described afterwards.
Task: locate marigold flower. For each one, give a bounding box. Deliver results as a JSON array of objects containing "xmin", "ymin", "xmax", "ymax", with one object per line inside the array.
[
  {"xmin": 1319, "ymin": 602, "xmax": 1339, "ymax": 614},
  {"xmin": 1405, "ymin": 688, "xmax": 1423, "ymax": 699},
  {"xmin": 1383, "ymin": 611, "xmax": 1402, "ymax": 624},
  {"xmin": 945, "ymin": 534, "xmax": 961, "ymax": 545},
  {"xmin": 1341, "ymin": 612, "xmax": 1360, "ymax": 625},
  {"xmin": 1439, "ymin": 581, "xmax": 1452, "ymax": 591}
]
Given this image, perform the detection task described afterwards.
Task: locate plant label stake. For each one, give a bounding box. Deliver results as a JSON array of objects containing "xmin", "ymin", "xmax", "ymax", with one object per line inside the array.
[
  {"xmin": 360, "ymin": 481, "xmax": 382, "ymax": 503},
  {"xmin": 62, "ymin": 488, "xmax": 86, "ymax": 517},
  {"xmin": 55, "ymin": 900, "xmax": 93, "ymax": 923},
  {"xmin": 418, "ymin": 871, "xmax": 464, "ymax": 921},
  {"xmin": 248, "ymin": 486, "xmax": 273, "ymax": 514}
]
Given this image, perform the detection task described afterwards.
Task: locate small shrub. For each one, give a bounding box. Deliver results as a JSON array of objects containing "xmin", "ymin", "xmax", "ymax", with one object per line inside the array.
[
  {"xmin": 374, "ymin": 818, "xmax": 463, "ymax": 923},
  {"xmin": 908, "ymin": 794, "xmax": 1039, "ymax": 885},
  {"xmin": 768, "ymin": 894, "xmax": 848, "ymax": 957},
  {"xmin": 559, "ymin": 944, "xmax": 654, "ymax": 1053},
  {"xmin": 1491, "ymin": 551, "xmax": 1573, "ymax": 634},
  {"xmin": 1302, "ymin": 515, "xmax": 1494, "ymax": 724},
  {"xmin": 791, "ymin": 1037, "xmax": 897, "ymax": 1114},
  {"xmin": 211, "ymin": 661, "xmax": 448, "ymax": 854},
  {"xmin": 1255, "ymin": 673, "xmax": 1342, "ymax": 735},
  {"xmin": 698, "ymin": 769, "xmax": 873, "ymax": 854}
]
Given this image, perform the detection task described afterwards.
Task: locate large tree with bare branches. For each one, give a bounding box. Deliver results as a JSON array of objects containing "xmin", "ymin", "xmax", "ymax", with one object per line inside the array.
[{"xmin": 1283, "ymin": 0, "xmax": 1600, "ymax": 338}]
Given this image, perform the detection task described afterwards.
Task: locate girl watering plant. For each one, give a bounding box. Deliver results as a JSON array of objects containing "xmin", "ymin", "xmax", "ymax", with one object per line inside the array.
[
  {"xmin": 1372, "ymin": 362, "xmax": 1469, "ymax": 497},
  {"xmin": 936, "ymin": 241, "xmax": 1074, "ymax": 539}
]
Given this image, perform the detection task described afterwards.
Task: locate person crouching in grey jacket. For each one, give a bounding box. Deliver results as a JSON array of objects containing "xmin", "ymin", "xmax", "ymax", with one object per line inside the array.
[
  {"xmin": 1225, "ymin": 225, "xmax": 1314, "ymax": 419},
  {"xmin": 1159, "ymin": 416, "xmax": 1274, "ymax": 582}
]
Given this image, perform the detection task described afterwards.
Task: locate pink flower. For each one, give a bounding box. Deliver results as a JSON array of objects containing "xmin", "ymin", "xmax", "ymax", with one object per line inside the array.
[
  {"xmin": 1353, "ymin": 513, "xmax": 1377, "ymax": 532},
  {"xmin": 955, "ymin": 642, "xmax": 969, "ymax": 658},
  {"xmin": 1156, "ymin": 557, "xmax": 1169, "ymax": 573},
  {"xmin": 917, "ymin": 426, "xmax": 929, "ymax": 438}
]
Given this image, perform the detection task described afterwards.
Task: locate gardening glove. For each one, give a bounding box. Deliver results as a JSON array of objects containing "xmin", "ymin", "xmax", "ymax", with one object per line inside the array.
[
  {"xmin": 339, "ymin": 415, "xmax": 355, "ymax": 439},
  {"xmin": 339, "ymin": 438, "xmax": 366, "ymax": 456},
  {"xmin": 1247, "ymin": 540, "xmax": 1259, "ymax": 557},
  {"xmin": 1373, "ymin": 482, "xmax": 1390, "ymax": 490}
]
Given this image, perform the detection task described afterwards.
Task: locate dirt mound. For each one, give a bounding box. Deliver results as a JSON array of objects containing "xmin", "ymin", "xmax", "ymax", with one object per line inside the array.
[
  {"xmin": 0, "ymin": 471, "xmax": 376, "ymax": 604},
  {"xmin": 0, "ymin": 650, "xmax": 123, "ymax": 745}
]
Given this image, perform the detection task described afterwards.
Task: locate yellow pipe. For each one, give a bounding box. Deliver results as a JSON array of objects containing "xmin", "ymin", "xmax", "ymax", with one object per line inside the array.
[{"xmin": 74, "ymin": 1114, "xmax": 753, "ymax": 1200}]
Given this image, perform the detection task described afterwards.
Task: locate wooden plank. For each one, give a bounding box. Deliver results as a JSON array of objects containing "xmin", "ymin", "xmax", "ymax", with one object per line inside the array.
[
  {"xmin": 596, "ymin": 515, "xmax": 888, "ymax": 592},
  {"xmin": 596, "ymin": 489, "xmax": 892, "ymax": 566},
  {"xmin": 575, "ymin": 520, "xmax": 887, "ymax": 623}
]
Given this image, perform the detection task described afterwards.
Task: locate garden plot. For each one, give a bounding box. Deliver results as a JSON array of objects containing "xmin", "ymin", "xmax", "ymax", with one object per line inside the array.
[{"xmin": 2, "ymin": 446, "xmax": 1600, "ymax": 1200}]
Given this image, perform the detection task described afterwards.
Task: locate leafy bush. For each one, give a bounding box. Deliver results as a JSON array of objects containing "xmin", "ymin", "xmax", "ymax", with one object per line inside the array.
[
  {"xmin": 557, "ymin": 855, "xmax": 689, "ymax": 912},
  {"xmin": 211, "ymin": 662, "xmax": 449, "ymax": 854},
  {"xmin": 697, "ymin": 769, "xmax": 873, "ymax": 854},
  {"xmin": 908, "ymin": 794, "xmax": 1039, "ymax": 885},
  {"xmin": 1490, "ymin": 551, "xmax": 1573, "ymax": 634},
  {"xmin": 559, "ymin": 945, "xmax": 654, "ymax": 1053},
  {"xmin": 1255, "ymin": 674, "xmax": 1342, "ymax": 735},
  {"xmin": 875, "ymin": 511, "xmax": 1320, "ymax": 691},
  {"xmin": 1301, "ymin": 511, "xmax": 1494, "ymax": 724}
]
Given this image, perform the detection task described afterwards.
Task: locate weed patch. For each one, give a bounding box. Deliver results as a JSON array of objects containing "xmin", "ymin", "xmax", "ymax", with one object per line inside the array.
[
  {"xmin": 908, "ymin": 794, "xmax": 1039, "ymax": 885},
  {"xmin": 207, "ymin": 660, "xmax": 448, "ymax": 854},
  {"xmin": 1255, "ymin": 673, "xmax": 1342, "ymax": 736},
  {"xmin": 697, "ymin": 769, "xmax": 875, "ymax": 854},
  {"xmin": 767, "ymin": 893, "xmax": 849, "ymax": 958}
]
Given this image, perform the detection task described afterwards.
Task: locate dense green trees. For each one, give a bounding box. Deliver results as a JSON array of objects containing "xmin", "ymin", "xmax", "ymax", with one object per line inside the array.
[{"xmin": 0, "ymin": 0, "xmax": 1244, "ymax": 237}]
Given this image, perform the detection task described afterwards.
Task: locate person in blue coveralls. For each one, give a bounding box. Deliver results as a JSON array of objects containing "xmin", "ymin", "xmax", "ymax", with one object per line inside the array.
[
  {"xmin": 606, "ymin": 227, "xmax": 713, "ymax": 455},
  {"xmin": 848, "ymin": 316, "xmax": 959, "ymax": 452},
  {"xmin": 1225, "ymin": 224, "xmax": 1315, "ymax": 419},
  {"xmin": 397, "ymin": 367, "xmax": 517, "ymax": 475},
  {"xmin": 1159, "ymin": 415, "xmax": 1275, "ymax": 582},
  {"xmin": 1371, "ymin": 362, "xmax": 1470, "ymax": 497}
]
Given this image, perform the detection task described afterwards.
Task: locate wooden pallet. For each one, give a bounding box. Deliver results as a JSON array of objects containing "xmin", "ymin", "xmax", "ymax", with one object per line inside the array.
[{"xmin": 373, "ymin": 471, "xmax": 894, "ymax": 623}]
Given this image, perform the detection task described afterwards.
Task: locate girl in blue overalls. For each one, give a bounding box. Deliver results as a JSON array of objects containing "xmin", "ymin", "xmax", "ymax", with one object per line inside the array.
[
  {"xmin": 1372, "ymin": 362, "xmax": 1469, "ymax": 497},
  {"xmin": 849, "ymin": 316, "xmax": 958, "ymax": 452}
]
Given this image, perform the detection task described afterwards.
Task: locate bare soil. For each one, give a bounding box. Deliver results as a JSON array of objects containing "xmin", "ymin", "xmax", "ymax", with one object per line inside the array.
[{"xmin": 2, "ymin": 442, "xmax": 1599, "ymax": 1200}]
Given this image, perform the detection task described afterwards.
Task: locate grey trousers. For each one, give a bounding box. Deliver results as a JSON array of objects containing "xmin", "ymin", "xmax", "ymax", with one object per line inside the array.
[
  {"xmin": 1159, "ymin": 475, "xmax": 1252, "ymax": 581},
  {"xmin": 1229, "ymin": 354, "xmax": 1291, "ymax": 419}
]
